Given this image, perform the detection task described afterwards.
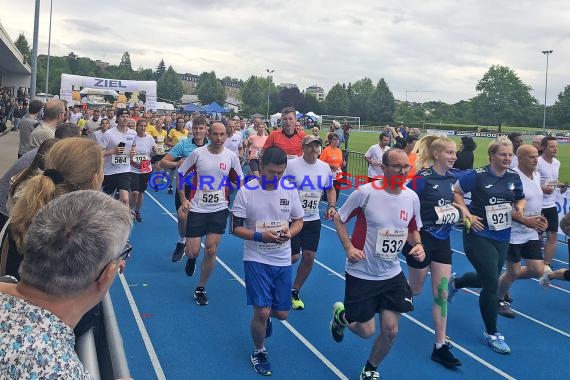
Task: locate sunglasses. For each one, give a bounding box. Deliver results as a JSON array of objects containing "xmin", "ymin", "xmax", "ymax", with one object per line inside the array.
[{"xmin": 95, "ymin": 242, "xmax": 132, "ymax": 281}]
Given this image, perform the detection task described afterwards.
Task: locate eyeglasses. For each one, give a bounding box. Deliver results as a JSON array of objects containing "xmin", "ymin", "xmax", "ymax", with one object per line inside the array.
[
  {"xmin": 384, "ymin": 164, "xmax": 412, "ymax": 171},
  {"xmin": 95, "ymin": 242, "xmax": 132, "ymax": 281}
]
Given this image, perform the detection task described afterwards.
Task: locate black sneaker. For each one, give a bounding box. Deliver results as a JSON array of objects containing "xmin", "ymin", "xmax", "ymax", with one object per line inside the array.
[
  {"xmin": 498, "ymin": 301, "xmax": 516, "ymax": 319},
  {"xmin": 171, "ymin": 243, "xmax": 185, "ymax": 263},
  {"xmin": 250, "ymin": 349, "xmax": 271, "ymax": 376},
  {"xmin": 359, "ymin": 367, "xmax": 380, "ymax": 380},
  {"xmin": 431, "ymin": 343, "xmax": 461, "ymax": 367},
  {"xmin": 168, "ymin": 187, "xmax": 174, "ymax": 194},
  {"xmin": 135, "ymin": 212, "xmax": 143, "ymax": 222},
  {"xmin": 194, "ymin": 288, "xmax": 208, "ymax": 306},
  {"xmin": 185, "ymin": 257, "xmax": 197, "ymax": 276}
]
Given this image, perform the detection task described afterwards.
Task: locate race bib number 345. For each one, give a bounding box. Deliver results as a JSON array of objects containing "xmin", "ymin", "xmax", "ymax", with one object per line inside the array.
[
  {"xmin": 299, "ymin": 190, "xmax": 321, "ymax": 215},
  {"xmin": 375, "ymin": 229, "xmax": 407, "ymax": 261}
]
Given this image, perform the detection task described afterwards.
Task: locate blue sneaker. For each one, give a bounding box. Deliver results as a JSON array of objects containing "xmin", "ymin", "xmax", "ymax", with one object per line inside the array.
[
  {"xmin": 251, "ymin": 349, "xmax": 272, "ymax": 376},
  {"xmin": 447, "ymin": 273, "xmax": 459, "ymax": 304},
  {"xmin": 481, "ymin": 332, "xmax": 510, "ymax": 354},
  {"xmin": 265, "ymin": 317, "xmax": 272, "ymax": 338}
]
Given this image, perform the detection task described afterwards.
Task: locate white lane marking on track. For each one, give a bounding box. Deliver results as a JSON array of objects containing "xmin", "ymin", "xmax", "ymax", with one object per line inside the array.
[
  {"xmin": 118, "ymin": 273, "xmax": 166, "ymax": 380},
  {"xmin": 146, "ymin": 191, "xmax": 349, "ymax": 380},
  {"xmin": 316, "ymin": 223, "xmax": 516, "ymax": 379}
]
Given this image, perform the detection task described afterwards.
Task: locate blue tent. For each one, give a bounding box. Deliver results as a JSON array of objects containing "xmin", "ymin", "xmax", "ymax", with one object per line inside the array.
[
  {"xmin": 202, "ymin": 102, "xmax": 229, "ymax": 113},
  {"xmin": 181, "ymin": 103, "xmax": 201, "ymax": 113}
]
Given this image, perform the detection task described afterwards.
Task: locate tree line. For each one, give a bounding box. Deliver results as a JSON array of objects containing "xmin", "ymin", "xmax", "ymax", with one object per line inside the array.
[{"xmin": 13, "ymin": 33, "xmax": 570, "ymax": 127}]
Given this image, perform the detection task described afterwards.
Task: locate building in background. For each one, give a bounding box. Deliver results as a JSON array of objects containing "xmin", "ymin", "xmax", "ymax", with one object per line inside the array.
[
  {"xmin": 0, "ymin": 22, "xmax": 31, "ymax": 90},
  {"xmin": 305, "ymin": 85, "xmax": 325, "ymax": 101}
]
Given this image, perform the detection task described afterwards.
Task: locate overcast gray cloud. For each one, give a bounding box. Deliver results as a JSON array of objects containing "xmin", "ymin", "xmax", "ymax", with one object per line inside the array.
[{"xmin": 1, "ymin": 0, "xmax": 568, "ymax": 104}]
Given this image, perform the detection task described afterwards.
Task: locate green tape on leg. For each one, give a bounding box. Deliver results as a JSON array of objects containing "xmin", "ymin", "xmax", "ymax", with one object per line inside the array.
[{"xmin": 434, "ymin": 277, "xmax": 448, "ymax": 318}]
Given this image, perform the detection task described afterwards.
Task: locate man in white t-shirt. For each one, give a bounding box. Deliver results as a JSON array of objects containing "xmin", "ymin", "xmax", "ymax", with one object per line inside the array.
[
  {"xmin": 177, "ymin": 122, "xmax": 244, "ymax": 306},
  {"xmin": 231, "ymin": 146, "xmax": 304, "ymax": 376},
  {"xmin": 330, "ymin": 149, "xmax": 425, "ymax": 380},
  {"xmin": 283, "ymin": 135, "xmax": 337, "ymax": 310},
  {"xmin": 497, "ymin": 145, "xmax": 548, "ymax": 318},
  {"xmin": 537, "ymin": 136, "xmax": 564, "ymax": 273},
  {"xmin": 507, "ymin": 132, "xmax": 523, "ymax": 169},
  {"xmin": 100, "ymin": 109, "xmax": 137, "ymax": 206},
  {"xmin": 224, "ymin": 119, "xmax": 244, "ymax": 160},
  {"xmin": 364, "ymin": 132, "xmax": 391, "ymax": 182}
]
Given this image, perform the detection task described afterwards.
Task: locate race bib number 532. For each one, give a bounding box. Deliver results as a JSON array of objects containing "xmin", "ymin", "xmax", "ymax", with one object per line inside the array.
[{"xmin": 375, "ymin": 229, "xmax": 407, "ymax": 261}]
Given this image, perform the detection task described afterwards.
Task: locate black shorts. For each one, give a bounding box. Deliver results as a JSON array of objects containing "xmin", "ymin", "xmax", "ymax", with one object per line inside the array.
[
  {"xmin": 402, "ymin": 230, "xmax": 452, "ymax": 269},
  {"xmin": 130, "ymin": 173, "xmax": 150, "ymax": 192},
  {"xmin": 102, "ymin": 172, "xmax": 131, "ymax": 194},
  {"xmin": 249, "ymin": 159, "xmax": 260, "ymax": 172},
  {"xmin": 291, "ymin": 219, "xmax": 321, "ymax": 255},
  {"xmin": 185, "ymin": 209, "xmax": 229, "ymax": 237},
  {"xmin": 175, "ymin": 186, "xmax": 193, "ymax": 211},
  {"xmin": 344, "ymin": 271, "xmax": 413, "ymax": 323},
  {"xmin": 507, "ymin": 240, "xmax": 543, "ymax": 263},
  {"xmin": 542, "ymin": 206, "xmax": 559, "ymax": 232}
]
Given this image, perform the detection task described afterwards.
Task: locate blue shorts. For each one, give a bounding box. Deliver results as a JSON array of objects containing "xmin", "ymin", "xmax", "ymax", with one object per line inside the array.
[{"xmin": 244, "ymin": 261, "xmax": 292, "ymax": 311}]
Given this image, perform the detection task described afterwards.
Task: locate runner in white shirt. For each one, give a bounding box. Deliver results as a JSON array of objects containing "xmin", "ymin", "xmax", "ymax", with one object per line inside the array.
[
  {"xmin": 130, "ymin": 118, "xmax": 157, "ymax": 222},
  {"xmin": 537, "ymin": 136, "xmax": 564, "ymax": 273},
  {"xmin": 497, "ymin": 145, "xmax": 548, "ymax": 318},
  {"xmin": 231, "ymin": 146, "xmax": 304, "ymax": 377},
  {"xmin": 330, "ymin": 149, "xmax": 425, "ymax": 380},
  {"xmin": 224, "ymin": 119, "xmax": 244, "ymax": 159},
  {"xmin": 176, "ymin": 122, "xmax": 244, "ymax": 306},
  {"xmin": 100, "ymin": 109, "xmax": 137, "ymax": 206},
  {"xmin": 283, "ymin": 135, "xmax": 337, "ymax": 310},
  {"xmin": 364, "ymin": 132, "xmax": 391, "ymax": 181},
  {"xmin": 92, "ymin": 118, "xmax": 111, "ymax": 147}
]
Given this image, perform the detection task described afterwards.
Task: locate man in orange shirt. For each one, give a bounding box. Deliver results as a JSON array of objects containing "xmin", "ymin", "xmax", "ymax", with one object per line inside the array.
[{"xmin": 263, "ymin": 107, "xmax": 305, "ymax": 159}]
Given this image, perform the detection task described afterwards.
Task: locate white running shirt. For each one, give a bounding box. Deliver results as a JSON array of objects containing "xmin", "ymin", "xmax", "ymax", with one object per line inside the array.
[
  {"xmin": 537, "ymin": 156, "xmax": 560, "ymax": 208},
  {"xmin": 232, "ymin": 178, "xmax": 304, "ymax": 266},
  {"xmin": 510, "ymin": 167, "xmax": 543, "ymax": 243},
  {"xmin": 177, "ymin": 146, "xmax": 243, "ymax": 213},
  {"xmin": 101, "ymin": 127, "xmax": 137, "ymax": 175},
  {"xmin": 130, "ymin": 135, "xmax": 156, "ymax": 174},
  {"xmin": 284, "ymin": 156, "xmax": 333, "ymax": 221},
  {"xmin": 365, "ymin": 144, "xmax": 390, "ymax": 178},
  {"xmin": 224, "ymin": 133, "xmax": 243, "ymax": 156},
  {"xmin": 337, "ymin": 183, "xmax": 422, "ymax": 281}
]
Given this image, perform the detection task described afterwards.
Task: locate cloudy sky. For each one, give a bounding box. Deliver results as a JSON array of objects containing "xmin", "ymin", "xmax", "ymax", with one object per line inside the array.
[{"xmin": 1, "ymin": 0, "xmax": 568, "ymax": 104}]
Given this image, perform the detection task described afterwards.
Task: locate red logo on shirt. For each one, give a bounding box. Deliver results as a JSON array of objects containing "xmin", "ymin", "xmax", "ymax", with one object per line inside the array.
[
  {"xmin": 399, "ymin": 210, "xmax": 408, "ymax": 221},
  {"xmin": 219, "ymin": 163, "xmax": 226, "ymax": 170}
]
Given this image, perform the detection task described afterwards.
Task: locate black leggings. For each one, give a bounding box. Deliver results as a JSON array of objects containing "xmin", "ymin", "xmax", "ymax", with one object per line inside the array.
[{"xmin": 454, "ymin": 231, "xmax": 509, "ymax": 335}]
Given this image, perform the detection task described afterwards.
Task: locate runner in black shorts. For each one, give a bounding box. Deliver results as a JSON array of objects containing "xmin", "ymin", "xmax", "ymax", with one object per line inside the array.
[{"xmin": 330, "ymin": 149, "xmax": 425, "ymax": 380}]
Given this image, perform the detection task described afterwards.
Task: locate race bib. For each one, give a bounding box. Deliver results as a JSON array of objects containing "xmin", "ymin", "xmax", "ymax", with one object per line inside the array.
[
  {"xmin": 299, "ymin": 190, "xmax": 321, "ymax": 215},
  {"xmin": 434, "ymin": 204, "xmax": 460, "ymax": 225},
  {"xmin": 485, "ymin": 203, "xmax": 512, "ymax": 231},
  {"xmin": 132, "ymin": 154, "xmax": 151, "ymax": 173},
  {"xmin": 287, "ymin": 155, "xmax": 298, "ymax": 160},
  {"xmin": 375, "ymin": 229, "xmax": 407, "ymax": 261},
  {"xmin": 156, "ymin": 143, "xmax": 165, "ymax": 155},
  {"xmin": 197, "ymin": 189, "xmax": 225, "ymax": 209},
  {"xmin": 256, "ymin": 220, "xmax": 288, "ymax": 252},
  {"xmin": 252, "ymin": 149, "xmax": 261, "ymax": 159},
  {"xmin": 111, "ymin": 154, "xmax": 129, "ymax": 166}
]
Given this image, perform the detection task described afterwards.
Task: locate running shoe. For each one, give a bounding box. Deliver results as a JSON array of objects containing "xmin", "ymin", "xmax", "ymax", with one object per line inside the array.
[
  {"xmin": 543, "ymin": 264, "xmax": 554, "ymax": 276},
  {"xmin": 134, "ymin": 212, "xmax": 143, "ymax": 223},
  {"xmin": 171, "ymin": 243, "xmax": 185, "ymax": 263},
  {"xmin": 481, "ymin": 332, "xmax": 510, "ymax": 354},
  {"xmin": 168, "ymin": 187, "xmax": 174, "ymax": 194},
  {"xmin": 194, "ymin": 288, "xmax": 208, "ymax": 306},
  {"xmin": 292, "ymin": 293, "xmax": 305, "ymax": 310},
  {"xmin": 359, "ymin": 367, "xmax": 380, "ymax": 380},
  {"xmin": 539, "ymin": 272, "xmax": 551, "ymax": 288},
  {"xmin": 251, "ymin": 349, "xmax": 272, "ymax": 376},
  {"xmin": 498, "ymin": 301, "xmax": 516, "ymax": 319},
  {"xmin": 447, "ymin": 273, "xmax": 459, "ymax": 304},
  {"xmin": 504, "ymin": 291, "xmax": 514, "ymax": 304},
  {"xmin": 330, "ymin": 301, "xmax": 346, "ymax": 343},
  {"xmin": 265, "ymin": 317, "xmax": 272, "ymax": 338},
  {"xmin": 185, "ymin": 257, "xmax": 197, "ymax": 276},
  {"xmin": 431, "ymin": 343, "xmax": 462, "ymax": 367}
]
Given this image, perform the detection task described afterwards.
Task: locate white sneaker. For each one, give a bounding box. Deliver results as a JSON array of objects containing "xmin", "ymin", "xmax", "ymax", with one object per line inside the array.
[
  {"xmin": 543, "ymin": 265, "xmax": 553, "ymax": 276},
  {"xmin": 539, "ymin": 273, "xmax": 551, "ymax": 288}
]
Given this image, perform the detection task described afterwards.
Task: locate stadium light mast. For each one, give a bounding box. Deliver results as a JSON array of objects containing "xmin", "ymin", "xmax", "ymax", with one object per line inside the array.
[
  {"xmin": 44, "ymin": 0, "xmax": 53, "ymax": 99},
  {"xmin": 30, "ymin": 0, "xmax": 41, "ymax": 99},
  {"xmin": 542, "ymin": 50, "xmax": 553, "ymax": 132},
  {"xmin": 266, "ymin": 69, "xmax": 275, "ymax": 122}
]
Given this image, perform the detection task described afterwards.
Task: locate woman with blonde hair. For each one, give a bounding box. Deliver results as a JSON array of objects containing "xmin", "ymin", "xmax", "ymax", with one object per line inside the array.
[
  {"xmin": 449, "ymin": 137, "xmax": 525, "ymax": 354},
  {"xmin": 402, "ymin": 134, "xmax": 463, "ymax": 367},
  {"xmin": 4, "ymin": 137, "xmax": 104, "ymax": 277}
]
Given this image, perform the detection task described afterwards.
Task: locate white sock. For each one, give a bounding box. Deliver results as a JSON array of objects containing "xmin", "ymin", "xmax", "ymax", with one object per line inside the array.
[
  {"xmin": 435, "ymin": 342, "xmax": 444, "ymax": 349},
  {"xmin": 254, "ymin": 346, "xmax": 266, "ymax": 354},
  {"xmin": 178, "ymin": 237, "xmax": 186, "ymax": 244}
]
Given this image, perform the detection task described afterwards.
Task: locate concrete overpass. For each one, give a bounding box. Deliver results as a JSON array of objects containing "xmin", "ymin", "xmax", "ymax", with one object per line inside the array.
[{"xmin": 0, "ymin": 22, "xmax": 31, "ymax": 90}]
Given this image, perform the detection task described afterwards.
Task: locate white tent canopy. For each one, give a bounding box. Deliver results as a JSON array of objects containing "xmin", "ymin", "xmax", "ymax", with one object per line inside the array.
[
  {"xmin": 60, "ymin": 74, "xmax": 157, "ymax": 110},
  {"xmin": 270, "ymin": 112, "xmax": 281, "ymax": 127}
]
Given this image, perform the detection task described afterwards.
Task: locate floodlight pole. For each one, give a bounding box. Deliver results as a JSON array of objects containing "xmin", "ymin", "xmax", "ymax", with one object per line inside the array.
[
  {"xmin": 44, "ymin": 0, "xmax": 53, "ymax": 99},
  {"xmin": 266, "ymin": 69, "xmax": 274, "ymax": 122},
  {"xmin": 30, "ymin": 0, "xmax": 41, "ymax": 99},
  {"xmin": 542, "ymin": 50, "xmax": 553, "ymax": 133}
]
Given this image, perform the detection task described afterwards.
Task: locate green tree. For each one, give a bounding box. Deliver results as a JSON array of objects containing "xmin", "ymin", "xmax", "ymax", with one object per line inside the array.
[
  {"xmin": 119, "ymin": 52, "xmax": 133, "ymax": 72},
  {"xmin": 472, "ymin": 65, "xmax": 537, "ymax": 125},
  {"xmin": 239, "ymin": 76, "xmax": 268, "ymax": 116},
  {"xmin": 349, "ymin": 78, "xmax": 375, "ymax": 119},
  {"xmin": 303, "ymin": 93, "xmax": 322, "ymax": 114},
  {"xmin": 324, "ymin": 83, "xmax": 350, "ymax": 115},
  {"xmin": 155, "ymin": 59, "xmax": 166, "ymax": 79},
  {"xmin": 552, "ymin": 85, "xmax": 570, "ymax": 127},
  {"xmin": 14, "ymin": 33, "xmax": 30, "ymax": 63},
  {"xmin": 367, "ymin": 78, "xmax": 395, "ymax": 122},
  {"xmin": 196, "ymin": 71, "xmax": 226, "ymax": 104},
  {"xmin": 278, "ymin": 86, "xmax": 304, "ymax": 110},
  {"xmin": 157, "ymin": 66, "xmax": 183, "ymax": 102}
]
